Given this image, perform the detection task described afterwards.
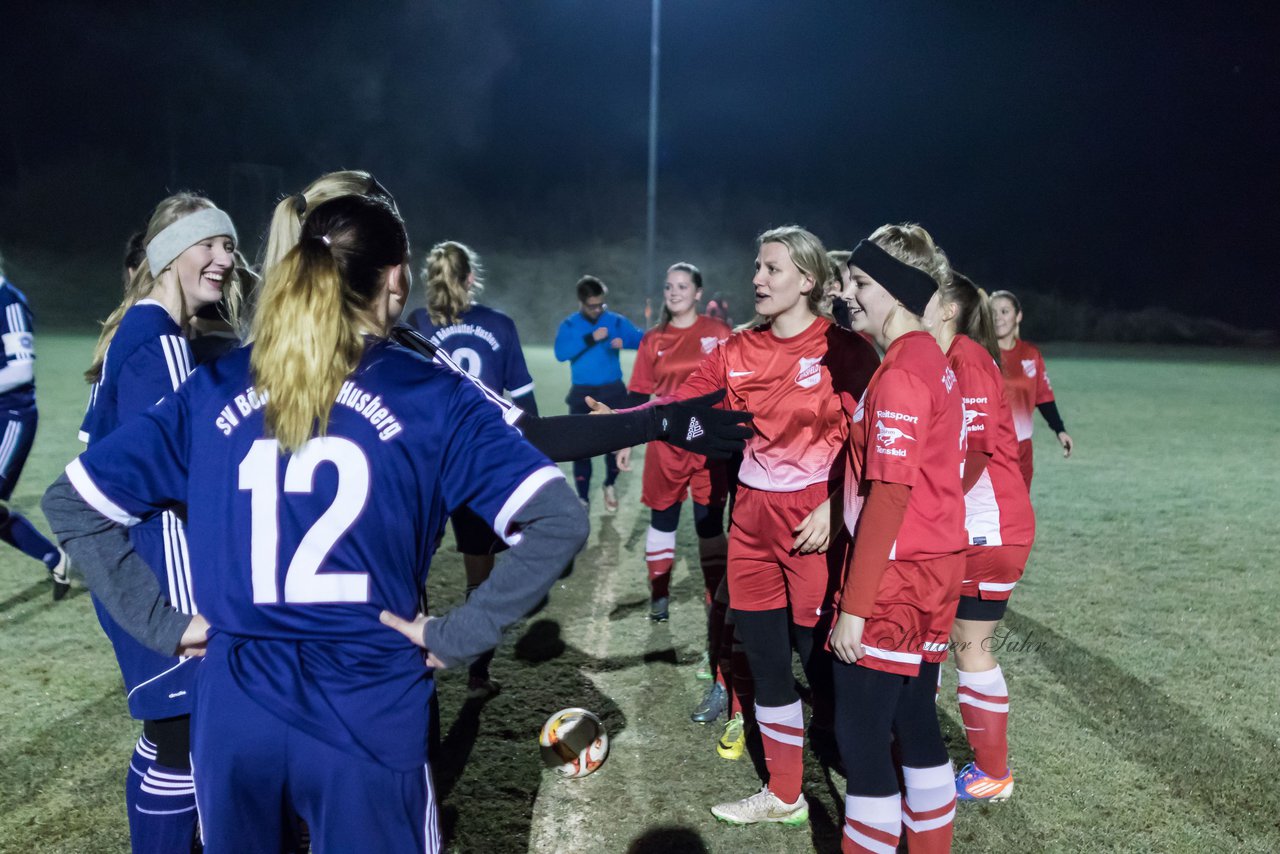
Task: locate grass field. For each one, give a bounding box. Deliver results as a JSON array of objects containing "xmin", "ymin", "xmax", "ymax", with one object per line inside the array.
[{"xmin": 2, "ymin": 336, "xmax": 1278, "ymax": 853}]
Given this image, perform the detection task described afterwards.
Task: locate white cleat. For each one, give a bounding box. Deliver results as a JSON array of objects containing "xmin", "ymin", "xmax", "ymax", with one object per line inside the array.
[{"xmin": 711, "ymin": 786, "xmax": 808, "ymax": 826}]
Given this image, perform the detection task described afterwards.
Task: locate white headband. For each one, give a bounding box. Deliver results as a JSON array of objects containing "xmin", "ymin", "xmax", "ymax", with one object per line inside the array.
[{"xmin": 146, "ymin": 207, "xmax": 238, "ymax": 277}]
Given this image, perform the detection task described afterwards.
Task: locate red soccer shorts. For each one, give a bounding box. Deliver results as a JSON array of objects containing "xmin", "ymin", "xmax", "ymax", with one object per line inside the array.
[
  {"xmin": 856, "ymin": 553, "xmax": 965, "ymax": 676},
  {"xmin": 960, "ymin": 543, "xmax": 1032, "ymax": 601},
  {"xmin": 641, "ymin": 440, "xmax": 729, "ymax": 511},
  {"xmin": 1016, "ymin": 439, "xmax": 1034, "ymax": 487},
  {"xmin": 726, "ymin": 482, "xmax": 839, "ymax": 628}
]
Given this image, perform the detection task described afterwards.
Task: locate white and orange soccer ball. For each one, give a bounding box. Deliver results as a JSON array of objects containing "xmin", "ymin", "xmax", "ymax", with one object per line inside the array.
[{"xmin": 539, "ymin": 707, "xmax": 609, "ymax": 778}]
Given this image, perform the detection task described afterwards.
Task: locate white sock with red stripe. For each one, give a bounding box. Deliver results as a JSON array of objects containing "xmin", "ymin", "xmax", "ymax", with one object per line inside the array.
[
  {"xmin": 902, "ymin": 763, "xmax": 956, "ymax": 854},
  {"xmin": 645, "ymin": 527, "xmax": 675, "ymax": 600},
  {"xmin": 841, "ymin": 793, "xmax": 900, "ymax": 854},
  {"xmin": 756, "ymin": 700, "xmax": 804, "ymax": 804},
  {"xmin": 957, "ymin": 665, "xmax": 1010, "ymax": 777}
]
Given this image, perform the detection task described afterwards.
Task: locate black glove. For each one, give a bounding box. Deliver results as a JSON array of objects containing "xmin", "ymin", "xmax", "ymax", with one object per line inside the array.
[{"xmin": 654, "ymin": 390, "xmax": 754, "ymax": 459}]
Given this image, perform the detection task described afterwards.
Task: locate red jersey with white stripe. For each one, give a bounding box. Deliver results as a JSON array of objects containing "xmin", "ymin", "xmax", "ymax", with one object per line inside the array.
[
  {"xmin": 999, "ymin": 339, "xmax": 1054, "ymax": 442},
  {"xmin": 629, "ymin": 315, "xmax": 731, "ymax": 397},
  {"xmin": 948, "ymin": 335, "xmax": 1035, "ymax": 548},
  {"xmin": 847, "ymin": 331, "xmax": 966, "ymax": 560},
  {"xmin": 676, "ymin": 316, "xmax": 879, "ymax": 492}
]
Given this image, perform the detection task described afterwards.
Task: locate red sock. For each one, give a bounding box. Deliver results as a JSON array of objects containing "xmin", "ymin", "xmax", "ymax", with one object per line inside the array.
[
  {"xmin": 902, "ymin": 763, "xmax": 955, "ymax": 854},
  {"xmin": 756, "ymin": 700, "xmax": 804, "ymax": 804},
  {"xmin": 842, "ymin": 793, "xmax": 900, "ymax": 854},
  {"xmin": 645, "ymin": 527, "xmax": 675, "ymax": 600},
  {"xmin": 957, "ymin": 666, "xmax": 1009, "ymax": 777}
]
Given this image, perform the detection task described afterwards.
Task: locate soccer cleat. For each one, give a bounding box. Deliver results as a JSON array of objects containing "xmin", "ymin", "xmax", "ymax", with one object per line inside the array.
[
  {"xmin": 696, "ymin": 650, "xmax": 713, "ymax": 680},
  {"xmin": 50, "ymin": 550, "xmax": 71, "ymax": 602},
  {"xmin": 603, "ymin": 485, "xmax": 619, "ymax": 513},
  {"xmin": 717, "ymin": 712, "xmax": 746, "ymax": 760},
  {"xmin": 467, "ymin": 675, "xmax": 501, "ymax": 701},
  {"xmin": 955, "ymin": 762, "xmax": 1014, "ymax": 801},
  {"xmin": 649, "ymin": 596, "xmax": 669, "ymax": 623},
  {"xmin": 691, "ymin": 682, "xmax": 728, "ymax": 724},
  {"xmin": 711, "ymin": 786, "xmax": 808, "ymax": 826}
]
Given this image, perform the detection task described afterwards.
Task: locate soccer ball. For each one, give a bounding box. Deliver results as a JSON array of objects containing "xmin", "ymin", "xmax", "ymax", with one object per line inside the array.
[{"xmin": 539, "ymin": 707, "xmax": 609, "ymax": 778}]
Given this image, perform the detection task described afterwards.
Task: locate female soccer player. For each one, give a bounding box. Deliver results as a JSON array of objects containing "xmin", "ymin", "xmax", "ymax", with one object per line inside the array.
[
  {"xmin": 78, "ymin": 193, "xmax": 244, "ymax": 852},
  {"xmin": 0, "ymin": 252, "xmax": 69, "ymax": 599},
  {"xmin": 830, "ymin": 224, "xmax": 967, "ymax": 854},
  {"xmin": 922, "ymin": 273, "xmax": 1036, "ymax": 803},
  {"xmin": 45, "ymin": 193, "xmax": 588, "ymax": 853},
  {"xmin": 990, "ymin": 290, "xmax": 1073, "ymax": 486},
  {"xmin": 407, "ymin": 240, "xmax": 539, "ymax": 698},
  {"xmin": 665, "ymin": 226, "xmax": 879, "ymax": 827}
]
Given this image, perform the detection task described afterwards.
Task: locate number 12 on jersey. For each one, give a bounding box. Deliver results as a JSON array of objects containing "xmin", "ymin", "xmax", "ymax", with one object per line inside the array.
[{"xmin": 238, "ymin": 436, "xmax": 372, "ymax": 605}]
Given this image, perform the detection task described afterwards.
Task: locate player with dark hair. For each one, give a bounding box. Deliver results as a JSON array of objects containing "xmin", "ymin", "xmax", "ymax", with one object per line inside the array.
[
  {"xmin": 989, "ymin": 290, "xmax": 1073, "ymax": 486},
  {"xmin": 45, "ymin": 192, "xmax": 588, "ymax": 853},
  {"xmin": 830, "ymin": 224, "xmax": 966, "ymax": 853},
  {"xmin": 923, "ymin": 273, "xmax": 1035, "ymax": 803},
  {"xmin": 78, "ymin": 194, "xmax": 244, "ymax": 853},
  {"xmin": 657, "ymin": 226, "xmax": 878, "ymax": 827},
  {"xmin": 554, "ymin": 275, "xmax": 644, "ymax": 511},
  {"xmin": 0, "ymin": 251, "xmax": 69, "ymax": 599},
  {"xmin": 407, "ymin": 239, "xmax": 540, "ymax": 699}
]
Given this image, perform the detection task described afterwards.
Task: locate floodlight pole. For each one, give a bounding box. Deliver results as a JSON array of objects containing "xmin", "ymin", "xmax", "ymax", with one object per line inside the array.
[{"xmin": 645, "ymin": 0, "xmax": 661, "ymax": 324}]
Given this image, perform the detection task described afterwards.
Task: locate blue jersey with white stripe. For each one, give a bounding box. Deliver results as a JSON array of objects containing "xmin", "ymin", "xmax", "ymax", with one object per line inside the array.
[
  {"xmin": 80, "ymin": 299, "xmax": 199, "ymax": 720},
  {"xmin": 67, "ymin": 340, "xmax": 559, "ymax": 769},
  {"xmin": 0, "ymin": 279, "xmax": 37, "ymax": 412},
  {"xmin": 406, "ymin": 304, "xmax": 536, "ymax": 401}
]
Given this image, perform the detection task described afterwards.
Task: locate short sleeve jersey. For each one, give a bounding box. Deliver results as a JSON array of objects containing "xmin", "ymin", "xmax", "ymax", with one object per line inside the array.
[
  {"xmin": 406, "ymin": 303, "xmax": 535, "ymax": 399},
  {"xmin": 0, "ymin": 279, "xmax": 36, "ymax": 411},
  {"xmin": 848, "ymin": 331, "xmax": 966, "ymax": 560},
  {"xmin": 676, "ymin": 317, "xmax": 880, "ymax": 492},
  {"xmin": 65, "ymin": 341, "xmax": 560, "ymax": 771},
  {"xmin": 999, "ymin": 339, "xmax": 1054, "ymax": 442},
  {"xmin": 80, "ymin": 300, "xmax": 195, "ymax": 445},
  {"xmin": 948, "ymin": 335, "xmax": 1035, "ymax": 547},
  {"xmin": 629, "ymin": 315, "xmax": 732, "ymax": 397}
]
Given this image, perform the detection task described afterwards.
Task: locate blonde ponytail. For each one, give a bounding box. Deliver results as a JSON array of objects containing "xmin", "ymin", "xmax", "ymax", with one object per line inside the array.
[{"xmin": 425, "ymin": 241, "xmax": 481, "ymax": 327}]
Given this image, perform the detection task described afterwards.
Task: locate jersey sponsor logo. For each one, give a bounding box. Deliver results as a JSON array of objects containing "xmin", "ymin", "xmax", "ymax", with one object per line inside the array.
[
  {"xmin": 942, "ymin": 367, "xmax": 957, "ymax": 393},
  {"xmin": 964, "ymin": 408, "xmax": 987, "ymax": 430},
  {"xmin": 686, "ymin": 416, "xmax": 704, "ymax": 442},
  {"xmin": 1021, "ymin": 359, "xmax": 1037, "ymax": 378},
  {"xmin": 729, "ymin": 369, "xmax": 753, "ymax": 377},
  {"xmin": 700, "ymin": 336, "xmax": 720, "ymax": 354},
  {"xmin": 795, "ymin": 357, "xmax": 822, "ymax": 388},
  {"xmin": 963, "ymin": 396, "xmax": 988, "ymax": 405},
  {"xmin": 876, "ymin": 409, "xmax": 918, "ymax": 424},
  {"xmin": 875, "ymin": 419, "xmax": 915, "ymax": 452}
]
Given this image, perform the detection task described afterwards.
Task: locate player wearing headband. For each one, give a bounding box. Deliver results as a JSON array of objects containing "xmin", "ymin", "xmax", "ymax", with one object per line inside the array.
[
  {"xmin": 46, "ymin": 193, "xmax": 587, "ymax": 853},
  {"xmin": 78, "ymin": 194, "xmax": 243, "ymax": 853},
  {"xmin": 0, "ymin": 251, "xmax": 69, "ymax": 599},
  {"xmin": 831, "ymin": 224, "xmax": 966, "ymax": 854},
  {"xmin": 989, "ymin": 290, "xmax": 1073, "ymax": 486},
  {"xmin": 922, "ymin": 272, "xmax": 1035, "ymax": 803}
]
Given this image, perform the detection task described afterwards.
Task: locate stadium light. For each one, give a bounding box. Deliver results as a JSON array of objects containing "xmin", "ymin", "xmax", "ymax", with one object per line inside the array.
[{"xmin": 645, "ymin": 0, "xmax": 661, "ymax": 324}]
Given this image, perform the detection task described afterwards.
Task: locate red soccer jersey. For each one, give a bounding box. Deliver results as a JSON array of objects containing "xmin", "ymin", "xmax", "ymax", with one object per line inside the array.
[
  {"xmin": 629, "ymin": 315, "xmax": 732, "ymax": 397},
  {"xmin": 676, "ymin": 316, "xmax": 879, "ymax": 492},
  {"xmin": 999, "ymin": 339, "xmax": 1054, "ymax": 442},
  {"xmin": 847, "ymin": 331, "xmax": 966, "ymax": 560},
  {"xmin": 948, "ymin": 335, "xmax": 1035, "ymax": 548}
]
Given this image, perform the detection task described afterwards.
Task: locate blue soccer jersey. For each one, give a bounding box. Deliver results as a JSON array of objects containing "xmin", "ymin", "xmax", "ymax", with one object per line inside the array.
[
  {"xmin": 80, "ymin": 299, "xmax": 199, "ymax": 720},
  {"xmin": 66, "ymin": 340, "xmax": 560, "ymax": 770},
  {"xmin": 0, "ymin": 278, "xmax": 37, "ymax": 413},
  {"xmin": 406, "ymin": 303, "xmax": 536, "ymax": 401}
]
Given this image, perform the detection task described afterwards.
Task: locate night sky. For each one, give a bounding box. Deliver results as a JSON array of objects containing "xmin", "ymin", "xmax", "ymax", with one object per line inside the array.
[{"xmin": 2, "ymin": 0, "xmax": 1277, "ymax": 330}]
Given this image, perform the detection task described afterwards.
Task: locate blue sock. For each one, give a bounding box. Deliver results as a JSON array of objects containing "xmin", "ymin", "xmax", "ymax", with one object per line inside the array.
[
  {"xmin": 126, "ymin": 737, "xmax": 197, "ymax": 854},
  {"xmin": 0, "ymin": 507, "xmax": 59, "ymax": 569}
]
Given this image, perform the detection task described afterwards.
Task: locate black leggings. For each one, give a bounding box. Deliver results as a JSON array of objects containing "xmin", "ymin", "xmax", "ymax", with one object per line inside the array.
[
  {"xmin": 832, "ymin": 661, "xmax": 947, "ymax": 795},
  {"xmin": 143, "ymin": 715, "xmax": 192, "ymax": 770},
  {"xmin": 732, "ymin": 608, "xmax": 827, "ymax": 708}
]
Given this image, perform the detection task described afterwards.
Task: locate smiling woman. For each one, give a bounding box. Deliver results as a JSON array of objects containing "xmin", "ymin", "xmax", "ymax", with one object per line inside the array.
[{"xmin": 73, "ymin": 192, "xmax": 244, "ymax": 853}]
